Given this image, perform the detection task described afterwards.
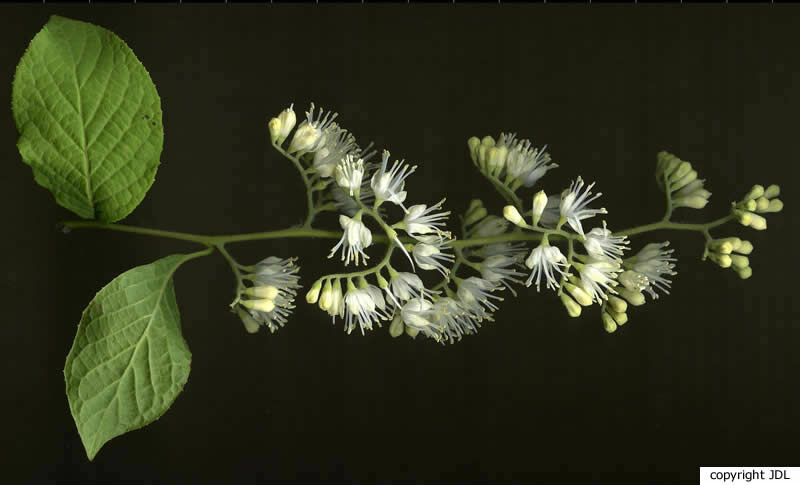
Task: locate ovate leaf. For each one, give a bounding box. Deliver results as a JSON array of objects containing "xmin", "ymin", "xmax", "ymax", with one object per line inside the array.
[
  {"xmin": 64, "ymin": 254, "xmax": 195, "ymax": 460},
  {"xmin": 12, "ymin": 15, "xmax": 163, "ymax": 222}
]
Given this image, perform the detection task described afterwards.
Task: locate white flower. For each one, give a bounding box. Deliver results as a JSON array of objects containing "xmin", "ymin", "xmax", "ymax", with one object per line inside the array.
[
  {"xmin": 387, "ymin": 272, "xmax": 431, "ymax": 305},
  {"xmin": 412, "ymin": 238, "xmax": 455, "ymax": 277},
  {"xmin": 457, "ymin": 277, "xmax": 502, "ymax": 322},
  {"xmin": 335, "ymin": 154, "xmax": 365, "ymax": 197},
  {"xmin": 524, "ymin": 243, "xmax": 569, "ymax": 291},
  {"xmin": 505, "ymin": 139, "xmax": 558, "ymax": 188},
  {"xmin": 344, "ymin": 284, "xmax": 391, "ymax": 335},
  {"xmin": 241, "ymin": 257, "xmax": 301, "ymax": 333},
  {"xmin": 370, "ymin": 150, "xmax": 417, "ymax": 209},
  {"xmin": 401, "ymin": 199, "xmax": 451, "ymax": 240},
  {"xmin": 559, "ymin": 176, "xmax": 608, "ymax": 238},
  {"xmin": 480, "ymin": 254, "xmax": 526, "ymax": 294},
  {"xmin": 329, "ymin": 215, "xmax": 372, "ymax": 266},
  {"xmin": 624, "ymin": 241, "xmax": 677, "ymax": 299},
  {"xmin": 576, "ymin": 257, "xmax": 622, "ymax": 303},
  {"xmin": 312, "ymin": 128, "xmax": 359, "ymax": 178},
  {"xmin": 431, "ymin": 297, "xmax": 481, "ymax": 344},
  {"xmin": 400, "ymin": 298, "xmax": 438, "ymax": 337},
  {"xmin": 288, "ymin": 103, "xmax": 339, "ymax": 154},
  {"xmin": 582, "ymin": 221, "xmax": 629, "ymax": 262}
]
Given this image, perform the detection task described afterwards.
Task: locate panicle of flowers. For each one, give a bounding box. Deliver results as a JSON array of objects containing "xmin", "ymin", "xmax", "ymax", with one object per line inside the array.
[
  {"xmin": 655, "ymin": 151, "xmax": 711, "ymax": 210},
  {"xmin": 237, "ymin": 256, "xmax": 302, "ymax": 333},
  {"xmin": 705, "ymin": 236, "xmax": 754, "ymax": 280}
]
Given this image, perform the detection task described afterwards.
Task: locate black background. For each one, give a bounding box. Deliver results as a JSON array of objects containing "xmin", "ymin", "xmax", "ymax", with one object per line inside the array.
[{"xmin": 1, "ymin": 4, "xmax": 798, "ymax": 484}]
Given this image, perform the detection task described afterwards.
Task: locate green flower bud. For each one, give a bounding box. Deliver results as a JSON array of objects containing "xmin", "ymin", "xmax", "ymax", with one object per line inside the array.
[
  {"xmin": 736, "ymin": 266, "xmax": 753, "ymax": 280},
  {"xmin": 376, "ymin": 273, "xmax": 389, "ymax": 289},
  {"xmin": 602, "ymin": 312, "xmax": 618, "ymax": 333},
  {"xmin": 389, "ymin": 316, "xmax": 404, "ymax": 338},
  {"xmin": 608, "ymin": 295, "xmax": 628, "ymax": 314},
  {"xmin": 560, "ymin": 293, "xmax": 582, "ymax": 318},
  {"xmin": 245, "ymin": 285, "xmax": 278, "ymax": 299},
  {"xmin": 743, "ymin": 184, "xmax": 764, "ymax": 202},
  {"xmin": 618, "ymin": 288, "xmax": 646, "ymax": 306},
  {"xmin": 670, "ymin": 169, "xmax": 697, "ymax": 192},
  {"xmin": 405, "ymin": 325, "xmax": 419, "ymax": 338},
  {"xmin": 763, "ymin": 184, "xmax": 780, "ymax": 199},
  {"xmin": 318, "ymin": 279, "xmax": 333, "ymax": 311},
  {"xmin": 611, "ymin": 311, "xmax": 628, "ymax": 326},
  {"xmin": 744, "ymin": 199, "xmax": 757, "ymax": 211},
  {"xmin": 306, "ymin": 280, "xmax": 322, "ymax": 304},
  {"xmin": 467, "ymin": 137, "xmax": 481, "ymax": 164},
  {"xmin": 735, "ymin": 210, "xmax": 753, "ymax": 227},
  {"xmin": 735, "ymin": 240, "xmax": 753, "ymax": 255},
  {"xmin": 236, "ymin": 307, "xmax": 261, "ymax": 334},
  {"xmin": 730, "ymin": 255, "xmax": 749, "ymax": 270},
  {"xmin": 708, "ymin": 252, "xmax": 732, "ymax": 268},
  {"xmin": 709, "ymin": 239, "xmax": 733, "ymax": 255},
  {"xmin": 531, "ymin": 190, "xmax": 548, "ymax": 226},
  {"xmin": 268, "ymin": 118, "xmax": 282, "ymax": 144},
  {"xmin": 503, "ymin": 205, "xmax": 524, "ymax": 226},
  {"xmin": 764, "ymin": 199, "xmax": 783, "ymax": 213},
  {"xmin": 668, "ymin": 162, "xmax": 693, "ymax": 183},
  {"xmin": 487, "ymin": 145, "xmax": 508, "ymax": 177},
  {"xmin": 464, "ymin": 207, "xmax": 488, "ymax": 226},
  {"xmin": 564, "ymin": 283, "xmax": 593, "ymax": 306},
  {"xmin": 755, "ymin": 197, "xmax": 770, "ymax": 212},
  {"xmin": 242, "ymin": 298, "xmax": 275, "ymax": 313},
  {"xmin": 748, "ymin": 213, "xmax": 767, "ymax": 231}
]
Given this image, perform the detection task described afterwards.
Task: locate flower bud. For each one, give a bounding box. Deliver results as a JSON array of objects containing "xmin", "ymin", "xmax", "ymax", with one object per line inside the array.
[
  {"xmin": 560, "ymin": 293, "xmax": 582, "ymax": 318},
  {"xmin": 405, "ymin": 325, "xmax": 419, "ymax": 338},
  {"xmin": 765, "ymin": 199, "xmax": 783, "ymax": 213},
  {"xmin": 236, "ymin": 307, "xmax": 261, "ymax": 334},
  {"xmin": 565, "ymin": 282, "xmax": 593, "ymax": 306},
  {"xmin": 748, "ymin": 213, "xmax": 767, "ymax": 231},
  {"xmin": 730, "ymin": 254, "xmax": 749, "ymax": 270},
  {"xmin": 763, "ymin": 184, "xmax": 780, "ymax": 199},
  {"xmin": 601, "ymin": 311, "xmax": 617, "ymax": 333},
  {"xmin": 503, "ymin": 205, "xmax": 524, "ymax": 226},
  {"xmin": 245, "ymin": 285, "xmax": 278, "ymax": 299},
  {"xmin": 268, "ymin": 118, "xmax": 282, "ymax": 144},
  {"xmin": 736, "ymin": 210, "xmax": 753, "ymax": 227},
  {"xmin": 467, "ymin": 137, "xmax": 481, "ymax": 164},
  {"xmin": 242, "ymin": 298, "xmax": 275, "ymax": 313},
  {"xmin": 464, "ymin": 205, "xmax": 488, "ymax": 226},
  {"xmin": 610, "ymin": 311, "xmax": 628, "ymax": 326},
  {"xmin": 755, "ymin": 197, "xmax": 770, "ymax": 212},
  {"xmin": 388, "ymin": 316, "xmax": 404, "ymax": 338},
  {"xmin": 743, "ymin": 184, "xmax": 764, "ymax": 201},
  {"xmin": 671, "ymin": 169, "xmax": 697, "ymax": 192},
  {"xmin": 709, "ymin": 239, "xmax": 733, "ymax": 255},
  {"xmin": 277, "ymin": 105, "xmax": 296, "ymax": 143},
  {"xmin": 607, "ymin": 295, "xmax": 628, "ymax": 314},
  {"xmin": 744, "ymin": 199, "xmax": 757, "ymax": 211},
  {"xmin": 376, "ymin": 273, "xmax": 389, "ymax": 289},
  {"xmin": 617, "ymin": 288, "xmax": 645, "ymax": 306},
  {"xmin": 736, "ymin": 240, "xmax": 753, "ymax": 255},
  {"xmin": 306, "ymin": 280, "xmax": 322, "ymax": 304},
  {"xmin": 708, "ymin": 252, "xmax": 732, "ymax": 268},
  {"xmin": 318, "ymin": 280, "xmax": 333, "ymax": 311},
  {"xmin": 736, "ymin": 266, "xmax": 753, "ymax": 280},
  {"xmin": 531, "ymin": 190, "xmax": 548, "ymax": 226}
]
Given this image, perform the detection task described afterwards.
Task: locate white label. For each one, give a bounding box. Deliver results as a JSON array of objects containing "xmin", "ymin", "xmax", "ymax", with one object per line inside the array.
[{"xmin": 700, "ymin": 468, "xmax": 800, "ymax": 484}]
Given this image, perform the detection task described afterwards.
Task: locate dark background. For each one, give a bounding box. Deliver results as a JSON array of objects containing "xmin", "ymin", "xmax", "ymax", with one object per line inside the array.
[{"xmin": 1, "ymin": 4, "xmax": 798, "ymax": 484}]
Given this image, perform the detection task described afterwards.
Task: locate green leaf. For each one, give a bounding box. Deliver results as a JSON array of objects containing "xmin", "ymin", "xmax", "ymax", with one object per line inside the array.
[
  {"xmin": 12, "ymin": 15, "xmax": 163, "ymax": 222},
  {"xmin": 64, "ymin": 253, "xmax": 199, "ymax": 460}
]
